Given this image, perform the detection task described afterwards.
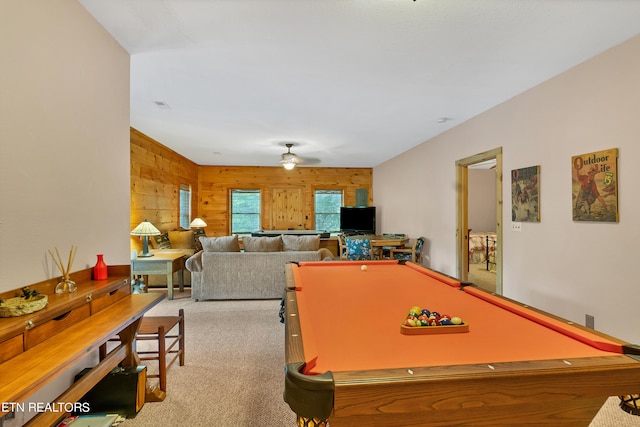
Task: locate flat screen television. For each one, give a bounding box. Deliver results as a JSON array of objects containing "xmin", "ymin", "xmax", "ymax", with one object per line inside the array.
[{"xmin": 340, "ymin": 206, "xmax": 376, "ymax": 234}]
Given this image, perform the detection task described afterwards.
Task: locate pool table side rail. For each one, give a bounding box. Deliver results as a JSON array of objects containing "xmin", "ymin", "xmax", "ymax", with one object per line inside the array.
[
  {"xmin": 297, "ymin": 260, "xmax": 398, "ymax": 268},
  {"xmin": 403, "ymin": 261, "xmax": 462, "ymax": 287},
  {"xmin": 294, "ymin": 260, "xmax": 462, "ymax": 289},
  {"xmin": 328, "ymin": 353, "xmax": 640, "ymax": 422},
  {"xmin": 464, "ymin": 286, "xmax": 640, "ymax": 355},
  {"xmin": 284, "ymin": 285, "xmax": 335, "ymax": 421}
]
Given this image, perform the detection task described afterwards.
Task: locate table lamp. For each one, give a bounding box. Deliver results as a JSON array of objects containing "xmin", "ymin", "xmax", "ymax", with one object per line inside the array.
[
  {"xmin": 131, "ymin": 220, "xmax": 161, "ymax": 257},
  {"xmin": 189, "ymin": 217, "xmax": 207, "ymax": 229}
]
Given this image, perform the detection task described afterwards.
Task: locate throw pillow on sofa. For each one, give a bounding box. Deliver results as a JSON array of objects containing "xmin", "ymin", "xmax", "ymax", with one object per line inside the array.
[
  {"xmin": 200, "ymin": 235, "xmax": 241, "ymax": 252},
  {"xmin": 192, "ymin": 228, "xmax": 205, "ymax": 252},
  {"xmin": 242, "ymin": 236, "xmax": 282, "ymax": 252},
  {"xmin": 168, "ymin": 230, "xmax": 195, "ymax": 249},
  {"xmin": 151, "ymin": 233, "xmax": 171, "ymax": 249},
  {"xmin": 282, "ymin": 234, "xmax": 320, "ymax": 251}
]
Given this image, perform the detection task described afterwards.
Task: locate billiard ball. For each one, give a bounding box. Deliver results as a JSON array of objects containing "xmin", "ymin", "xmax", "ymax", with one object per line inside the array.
[
  {"xmin": 404, "ymin": 318, "xmax": 418, "ymax": 327},
  {"xmin": 361, "ymin": 265, "xmax": 368, "ymax": 271},
  {"xmin": 451, "ymin": 316, "xmax": 463, "ymax": 325}
]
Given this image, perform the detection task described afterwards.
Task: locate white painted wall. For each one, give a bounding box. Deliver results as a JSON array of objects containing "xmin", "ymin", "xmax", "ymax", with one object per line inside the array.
[
  {"xmin": 468, "ymin": 169, "xmax": 496, "ymax": 232},
  {"xmin": 374, "ymin": 34, "xmax": 640, "ymax": 344},
  {"xmin": 0, "ymin": 0, "xmax": 130, "ymax": 292},
  {"xmin": 0, "ymin": 1, "xmax": 129, "ymax": 423}
]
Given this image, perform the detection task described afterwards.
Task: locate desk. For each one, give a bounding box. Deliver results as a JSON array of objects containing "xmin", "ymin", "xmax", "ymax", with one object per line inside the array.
[
  {"xmin": 251, "ymin": 229, "xmax": 331, "ymax": 238},
  {"xmin": 283, "ymin": 261, "xmax": 640, "ymax": 426},
  {"xmin": 132, "ymin": 252, "xmax": 185, "ymax": 300},
  {"xmin": 370, "ymin": 235, "xmax": 408, "ymax": 248},
  {"xmin": 348, "ymin": 234, "xmax": 409, "ymax": 248},
  {"xmin": 0, "ymin": 268, "xmax": 163, "ymax": 426}
]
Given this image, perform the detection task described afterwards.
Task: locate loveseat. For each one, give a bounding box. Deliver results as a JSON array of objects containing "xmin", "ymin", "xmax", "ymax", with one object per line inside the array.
[{"xmin": 185, "ymin": 234, "xmax": 333, "ymax": 300}]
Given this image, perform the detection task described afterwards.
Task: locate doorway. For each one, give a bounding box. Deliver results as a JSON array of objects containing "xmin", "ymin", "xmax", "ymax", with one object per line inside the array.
[{"xmin": 455, "ymin": 148, "xmax": 503, "ymax": 294}]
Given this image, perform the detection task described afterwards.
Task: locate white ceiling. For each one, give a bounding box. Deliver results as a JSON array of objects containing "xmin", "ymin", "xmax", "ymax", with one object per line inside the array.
[{"xmin": 78, "ymin": 0, "xmax": 640, "ymax": 168}]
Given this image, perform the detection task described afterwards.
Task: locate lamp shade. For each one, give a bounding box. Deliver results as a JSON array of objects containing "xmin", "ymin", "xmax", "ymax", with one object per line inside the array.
[
  {"xmin": 130, "ymin": 220, "xmax": 161, "ymax": 236},
  {"xmin": 189, "ymin": 217, "xmax": 207, "ymax": 228},
  {"xmin": 131, "ymin": 220, "xmax": 160, "ymax": 258}
]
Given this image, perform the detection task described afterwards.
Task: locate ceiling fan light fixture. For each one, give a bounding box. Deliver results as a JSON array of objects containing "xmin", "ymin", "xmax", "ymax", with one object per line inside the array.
[
  {"xmin": 281, "ymin": 152, "xmax": 297, "ymax": 162},
  {"xmin": 280, "ymin": 143, "xmax": 299, "ymax": 170}
]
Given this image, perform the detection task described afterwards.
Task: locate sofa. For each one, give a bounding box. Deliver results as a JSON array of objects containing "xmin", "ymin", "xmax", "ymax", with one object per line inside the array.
[{"xmin": 185, "ymin": 234, "xmax": 333, "ymax": 300}]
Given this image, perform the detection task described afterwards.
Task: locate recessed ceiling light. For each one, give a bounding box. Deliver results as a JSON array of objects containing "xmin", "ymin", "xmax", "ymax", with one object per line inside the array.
[{"xmin": 153, "ymin": 101, "xmax": 171, "ymax": 109}]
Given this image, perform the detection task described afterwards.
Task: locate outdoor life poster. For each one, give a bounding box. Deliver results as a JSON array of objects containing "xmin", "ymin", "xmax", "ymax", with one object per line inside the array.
[
  {"xmin": 511, "ymin": 166, "xmax": 540, "ymax": 222},
  {"xmin": 571, "ymin": 148, "xmax": 618, "ymax": 222}
]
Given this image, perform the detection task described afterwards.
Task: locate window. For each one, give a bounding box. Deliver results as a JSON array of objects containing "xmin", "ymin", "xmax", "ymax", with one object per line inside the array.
[
  {"xmin": 314, "ymin": 189, "xmax": 343, "ymax": 232},
  {"xmin": 179, "ymin": 184, "xmax": 191, "ymax": 229},
  {"xmin": 231, "ymin": 189, "xmax": 261, "ymax": 234}
]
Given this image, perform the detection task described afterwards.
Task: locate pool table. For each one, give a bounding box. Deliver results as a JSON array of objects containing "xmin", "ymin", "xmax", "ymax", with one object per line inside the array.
[{"xmin": 283, "ymin": 260, "xmax": 640, "ymax": 426}]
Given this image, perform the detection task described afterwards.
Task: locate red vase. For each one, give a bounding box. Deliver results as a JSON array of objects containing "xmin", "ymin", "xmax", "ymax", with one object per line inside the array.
[{"xmin": 93, "ymin": 254, "xmax": 108, "ymax": 280}]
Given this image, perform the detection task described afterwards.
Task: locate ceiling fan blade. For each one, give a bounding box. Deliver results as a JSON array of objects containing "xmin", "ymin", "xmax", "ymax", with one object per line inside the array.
[{"xmin": 298, "ymin": 157, "xmax": 321, "ymax": 166}]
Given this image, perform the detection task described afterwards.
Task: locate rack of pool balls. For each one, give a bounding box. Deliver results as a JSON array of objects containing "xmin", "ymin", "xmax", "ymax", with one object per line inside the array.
[{"xmin": 400, "ymin": 306, "xmax": 469, "ymax": 335}]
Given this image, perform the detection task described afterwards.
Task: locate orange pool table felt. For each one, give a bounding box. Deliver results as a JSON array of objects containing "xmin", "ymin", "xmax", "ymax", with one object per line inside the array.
[{"xmin": 293, "ymin": 261, "xmax": 621, "ymax": 376}]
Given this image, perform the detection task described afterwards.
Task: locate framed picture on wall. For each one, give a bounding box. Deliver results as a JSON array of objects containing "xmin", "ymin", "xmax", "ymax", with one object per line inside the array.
[
  {"xmin": 511, "ymin": 166, "xmax": 540, "ymax": 222},
  {"xmin": 571, "ymin": 148, "xmax": 618, "ymax": 222}
]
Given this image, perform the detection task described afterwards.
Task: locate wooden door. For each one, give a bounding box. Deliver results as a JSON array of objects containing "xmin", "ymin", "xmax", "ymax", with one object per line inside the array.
[{"xmin": 271, "ymin": 188, "xmax": 304, "ymax": 229}]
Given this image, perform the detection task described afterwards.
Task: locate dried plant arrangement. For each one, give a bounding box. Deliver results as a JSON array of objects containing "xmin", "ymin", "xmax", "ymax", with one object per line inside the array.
[{"xmin": 49, "ymin": 245, "xmax": 78, "ymax": 293}]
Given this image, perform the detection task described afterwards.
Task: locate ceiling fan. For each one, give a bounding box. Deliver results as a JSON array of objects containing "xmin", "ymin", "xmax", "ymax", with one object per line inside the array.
[
  {"xmin": 277, "ymin": 142, "xmax": 322, "ymax": 169},
  {"xmin": 280, "ymin": 143, "xmax": 301, "ymax": 170}
]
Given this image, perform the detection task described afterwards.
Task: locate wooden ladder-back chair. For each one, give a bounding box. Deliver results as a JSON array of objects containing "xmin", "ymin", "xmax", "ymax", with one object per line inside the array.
[
  {"xmin": 390, "ymin": 236, "xmax": 425, "ymax": 264},
  {"xmin": 136, "ymin": 308, "xmax": 185, "ymax": 401},
  {"xmin": 337, "ymin": 234, "xmax": 347, "ymax": 260}
]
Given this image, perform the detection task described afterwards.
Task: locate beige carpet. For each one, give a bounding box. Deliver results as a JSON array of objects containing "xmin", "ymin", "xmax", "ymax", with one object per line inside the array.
[
  {"xmin": 469, "ymin": 262, "xmax": 496, "ymax": 293},
  {"xmin": 122, "ymin": 290, "xmax": 295, "ymax": 427},
  {"xmin": 121, "ymin": 289, "xmax": 640, "ymax": 427}
]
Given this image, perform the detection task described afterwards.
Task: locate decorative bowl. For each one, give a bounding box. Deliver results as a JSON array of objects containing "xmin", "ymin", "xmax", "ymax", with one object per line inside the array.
[{"xmin": 0, "ymin": 295, "xmax": 48, "ymax": 317}]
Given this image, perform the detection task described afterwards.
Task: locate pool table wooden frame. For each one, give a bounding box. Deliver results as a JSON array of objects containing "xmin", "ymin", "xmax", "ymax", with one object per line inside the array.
[{"xmin": 283, "ymin": 261, "xmax": 640, "ymax": 427}]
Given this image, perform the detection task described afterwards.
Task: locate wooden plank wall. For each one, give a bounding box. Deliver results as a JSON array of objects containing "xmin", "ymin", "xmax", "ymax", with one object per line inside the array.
[
  {"xmin": 198, "ymin": 166, "xmax": 372, "ymax": 236},
  {"xmin": 130, "ymin": 128, "xmax": 373, "ymax": 242},
  {"xmin": 130, "ymin": 128, "xmax": 199, "ymax": 252}
]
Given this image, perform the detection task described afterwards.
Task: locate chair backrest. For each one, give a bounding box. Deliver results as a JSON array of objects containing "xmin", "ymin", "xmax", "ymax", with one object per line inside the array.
[
  {"xmin": 345, "ymin": 237, "xmax": 372, "ymax": 260},
  {"xmin": 337, "ymin": 234, "xmax": 347, "ymax": 260}
]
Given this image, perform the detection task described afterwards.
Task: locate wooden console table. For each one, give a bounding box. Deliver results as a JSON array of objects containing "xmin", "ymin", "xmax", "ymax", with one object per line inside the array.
[{"xmin": 0, "ymin": 266, "xmax": 163, "ymax": 426}]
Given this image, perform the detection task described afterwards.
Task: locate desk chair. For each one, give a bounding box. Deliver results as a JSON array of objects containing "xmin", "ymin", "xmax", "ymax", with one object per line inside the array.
[
  {"xmin": 136, "ymin": 308, "xmax": 185, "ymax": 401},
  {"xmin": 390, "ymin": 236, "xmax": 425, "ymax": 264}
]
